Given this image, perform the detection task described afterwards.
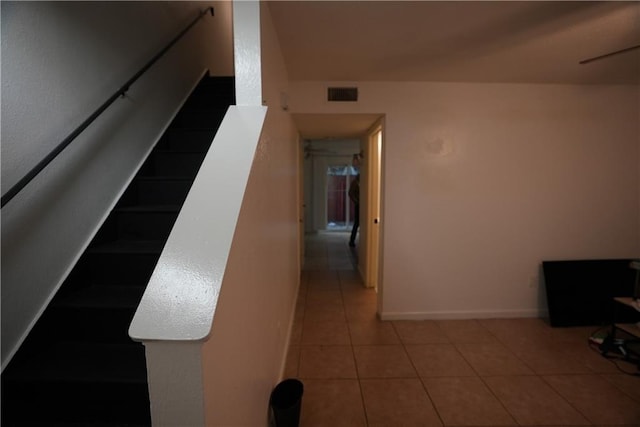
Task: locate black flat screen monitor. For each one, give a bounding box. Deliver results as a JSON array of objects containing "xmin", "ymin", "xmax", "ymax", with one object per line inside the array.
[{"xmin": 543, "ymin": 259, "xmax": 636, "ymax": 327}]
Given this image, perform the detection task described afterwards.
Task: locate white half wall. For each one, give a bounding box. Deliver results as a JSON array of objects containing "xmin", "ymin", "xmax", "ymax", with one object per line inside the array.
[
  {"xmin": 1, "ymin": 1, "xmax": 233, "ymax": 368},
  {"xmin": 200, "ymin": 3, "xmax": 300, "ymax": 425},
  {"xmin": 288, "ymin": 81, "xmax": 640, "ymax": 320}
]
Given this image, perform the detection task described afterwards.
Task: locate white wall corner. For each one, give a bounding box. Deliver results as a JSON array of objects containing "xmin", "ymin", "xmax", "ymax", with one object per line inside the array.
[
  {"xmin": 233, "ymin": 0, "xmax": 262, "ymax": 106},
  {"xmin": 144, "ymin": 341, "xmax": 206, "ymax": 427}
]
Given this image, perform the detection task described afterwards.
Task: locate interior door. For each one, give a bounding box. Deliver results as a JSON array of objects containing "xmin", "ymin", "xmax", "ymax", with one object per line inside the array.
[{"xmin": 366, "ymin": 128, "xmax": 382, "ymax": 291}]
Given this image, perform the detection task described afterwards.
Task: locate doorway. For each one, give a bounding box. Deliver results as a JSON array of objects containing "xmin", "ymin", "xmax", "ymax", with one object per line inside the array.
[
  {"xmin": 361, "ymin": 124, "xmax": 383, "ymax": 292},
  {"xmin": 296, "ymin": 114, "xmax": 384, "ymax": 300},
  {"xmin": 326, "ymin": 165, "xmax": 358, "ymax": 231}
]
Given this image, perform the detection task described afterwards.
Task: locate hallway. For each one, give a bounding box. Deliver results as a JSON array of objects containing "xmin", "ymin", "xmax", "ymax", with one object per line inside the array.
[{"xmin": 285, "ymin": 231, "xmax": 640, "ymax": 426}]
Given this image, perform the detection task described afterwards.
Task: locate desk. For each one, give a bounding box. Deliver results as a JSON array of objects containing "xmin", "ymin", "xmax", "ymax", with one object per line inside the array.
[
  {"xmin": 603, "ymin": 297, "xmax": 640, "ymax": 367},
  {"xmin": 613, "ymin": 297, "xmax": 640, "ymax": 337}
]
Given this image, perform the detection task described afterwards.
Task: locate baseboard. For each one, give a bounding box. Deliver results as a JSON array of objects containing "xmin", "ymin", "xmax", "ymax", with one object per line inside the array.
[
  {"xmin": 277, "ymin": 283, "xmax": 301, "ymax": 381},
  {"xmin": 379, "ymin": 308, "xmax": 548, "ymax": 321}
]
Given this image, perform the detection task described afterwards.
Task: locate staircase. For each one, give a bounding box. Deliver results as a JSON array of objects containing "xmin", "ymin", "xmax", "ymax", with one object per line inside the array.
[{"xmin": 1, "ymin": 75, "xmax": 234, "ymax": 426}]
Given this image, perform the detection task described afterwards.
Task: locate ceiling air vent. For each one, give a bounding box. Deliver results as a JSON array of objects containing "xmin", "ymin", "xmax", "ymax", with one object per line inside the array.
[{"xmin": 328, "ymin": 87, "xmax": 358, "ymax": 102}]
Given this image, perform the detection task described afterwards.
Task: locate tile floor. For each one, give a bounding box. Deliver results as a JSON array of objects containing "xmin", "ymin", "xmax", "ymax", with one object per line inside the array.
[{"xmin": 284, "ymin": 231, "xmax": 640, "ymax": 426}]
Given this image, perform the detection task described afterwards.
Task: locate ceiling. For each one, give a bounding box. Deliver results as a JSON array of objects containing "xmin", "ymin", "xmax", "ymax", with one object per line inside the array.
[{"xmin": 268, "ymin": 1, "xmax": 640, "ymax": 139}]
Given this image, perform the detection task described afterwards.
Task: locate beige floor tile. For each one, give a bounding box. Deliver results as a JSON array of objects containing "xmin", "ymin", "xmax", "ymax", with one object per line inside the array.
[
  {"xmin": 456, "ymin": 342, "xmax": 534, "ymax": 376},
  {"xmin": 299, "ymin": 232, "xmax": 640, "ymax": 427},
  {"xmin": 345, "ymin": 302, "xmax": 379, "ymax": 323},
  {"xmin": 295, "ymin": 302, "xmax": 305, "ymax": 322},
  {"xmin": 423, "ymin": 376, "xmax": 516, "ymax": 426},
  {"xmin": 297, "ymin": 283, "xmax": 307, "ymax": 301},
  {"xmin": 304, "ymin": 258, "xmax": 330, "ymax": 270},
  {"xmin": 304, "ymin": 246, "xmax": 327, "ymax": 257},
  {"xmin": 602, "ymin": 373, "xmax": 640, "ymax": 402},
  {"xmin": 304, "ymin": 304, "xmax": 347, "ymax": 322},
  {"xmin": 284, "ymin": 345, "xmax": 300, "ymax": 378},
  {"xmin": 301, "ymin": 320, "xmax": 351, "ymax": 345},
  {"xmin": 577, "ymin": 343, "xmax": 624, "ymax": 374},
  {"xmin": 307, "ymin": 270, "xmax": 340, "ymax": 283},
  {"xmin": 307, "ymin": 269, "xmax": 339, "ymax": 281},
  {"xmin": 484, "ymin": 375, "xmax": 590, "ymax": 425},
  {"xmin": 329, "ymin": 260, "xmax": 355, "ymax": 270},
  {"xmin": 480, "ymin": 318, "xmax": 555, "ymax": 346},
  {"xmin": 342, "ymin": 289, "xmax": 377, "ymax": 306},
  {"xmin": 360, "ymin": 378, "xmax": 442, "ymax": 426},
  {"xmin": 436, "ymin": 319, "xmax": 499, "ymax": 344},
  {"xmin": 338, "ymin": 272, "xmax": 365, "ymax": 290},
  {"xmin": 340, "ymin": 281, "xmax": 367, "ymax": 293},
  {"xmin": 406, "ymin": 344, "xmax": 476, "ymax": 377},
  {"xmin": 299, "ymin": 270, "xmax": 309, "ymax": 285},
  {"xmin": 308, "ymin": 280, "xmax": 341, "ymax": 292},
  {"xmin": 298, "ymin": 346, "xmax": 357, "ymax": 379},
  {"xmin": 299, "ymin": 379, "xmax": 367, "ymax": 427},
  {"xmin": 507, "ymin": 340, "xmax": 597, "ymax": 375},
  {"xmin": 547, "ymin": 325, "xmax": 604, "ymax": 344},
  {"xmin": 306, "ymin": 289, "xmax": 343, "ymax": 306},
  {"xmin": 393, "ymin": 320, "xmax": 450, "ymax": 344},
  {"xmin": 353, "ymin": 345, "xmax": 417, "ymax": 378},
  {"xmin": 544, "ymin": 374, "xmax": 640, "ymax": 425},
  {"xmin": 348, "ymin": 320, "xmax": 400, "ymax": 345},
  {"xmin": 290, "ymin": 320, "xmax": 303, "ymax": 346},
  {"xmin": 338, "ymin": 269, "xmax": 361, "ymax": 282}
]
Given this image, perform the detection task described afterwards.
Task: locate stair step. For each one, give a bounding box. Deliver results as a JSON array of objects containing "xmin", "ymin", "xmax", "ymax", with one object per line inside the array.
[
  {"xmin": 171, "ymin": 107, "xmax": 226, "ymax": 129},
  {"xmin": 5, "ymin": 341, "xmax": 146, "ymax": 383},
  {"xmin": 1, "ymin": 75, "xmax": 234, "ymax": 427},
  {"xmin": 138, "ymin": 150, "xmax": 208, "ymax": 177},
  {"xmin": 2, "ymin": 343, "xmax": 150, "ymax": 425},
  {"xmin": 55, "ymin": 285, "xmax": 146, "ymax": 310},
  {"xmin": 71, "ymin": 240, "xmax": 164, "ymax": 287},
  {"xmin": 98, "ymin": 206, "xmax": 180, "ymax": 242},
  {"xmin": 157, "ymin": 128, "xmax": 217, "ymax": 151},
  {"xmin": 119, "ymin": 177, "xmax": 193, "ymax": 207},
  {"xmin": 89, "ymin": 239, "xmax": 166, "ymax": 254},
  {"xmin": 59, "ymin": 241, "xmax": 162, "ymax": 291},
  {"xmin": 116, "ymin": 204, "xmax": 181, "ymax": 213}
]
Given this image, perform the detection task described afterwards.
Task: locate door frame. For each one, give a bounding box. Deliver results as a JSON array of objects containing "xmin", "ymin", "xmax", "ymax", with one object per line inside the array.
[{"xmin": 361, "ymin": 118, "xmax": 384, "ymax": 298}]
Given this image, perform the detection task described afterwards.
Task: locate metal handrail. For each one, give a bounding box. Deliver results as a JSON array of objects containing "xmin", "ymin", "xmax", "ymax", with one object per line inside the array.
[{"xmin": 1, "ymin": 6, "xmax": 214, "ymax": 208}]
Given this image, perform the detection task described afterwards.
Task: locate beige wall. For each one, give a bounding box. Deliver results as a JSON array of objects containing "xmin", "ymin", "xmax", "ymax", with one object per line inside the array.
[
  {"xmin": 201, "ymin": 3, "xmax": 300, "ymax": 425},
  {"xmin": 289, "ymin": 81, "xmax": 640, "ymax": 319}
]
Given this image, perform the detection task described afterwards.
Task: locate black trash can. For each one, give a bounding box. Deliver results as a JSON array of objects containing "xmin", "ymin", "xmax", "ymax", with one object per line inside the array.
[{"xmin": 269, "ymin": 378, "xmax": 304, "ymax": 427}]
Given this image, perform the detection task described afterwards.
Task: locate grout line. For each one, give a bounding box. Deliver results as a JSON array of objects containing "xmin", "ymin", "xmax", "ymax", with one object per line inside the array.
[
  {"xmin": 392, "ymin": 321, "xmax": 447, "ymax": 427},
  {"xmin": 301, "ymin": 231, "xmax": 637, "ymax": 425}
]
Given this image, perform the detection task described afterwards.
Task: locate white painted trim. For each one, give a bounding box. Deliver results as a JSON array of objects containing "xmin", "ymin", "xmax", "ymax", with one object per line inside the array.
[
  {"xmin": 233, "ymin": 0, "xmax": 262, "ymax": 106},
  {"xmin": 129, "ymin": 105, "xmax": 267, "ymax": 341},
  {"xmin": 379, "ymin": 308, "xmax": 548, "ymax": 321},
  {"xmin": 144, "ymin": 341, "xmax": 206, "ymax": 427}
]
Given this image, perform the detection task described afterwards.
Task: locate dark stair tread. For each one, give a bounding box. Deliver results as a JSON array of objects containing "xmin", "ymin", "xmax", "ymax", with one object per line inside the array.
[
  {"xmin": 5, "ymin": 341, "xmax": 146, "ymax": 384},
  {"xmin": 134, "ymin": 176, "xmax": 192, "ymax": 182},
  {"xmin": 161, "ymin": 126, "xmax": 221, "ymax": 131},
  {"xmin": 115, "ymin": 205, "xmax": 181, "ymax": 213},
  {"xmin": 54, "ymin": 285, "xmax": 146, "ymax": 310},
  {"xmin": 88, "ymin": 240, "xmax": 166, "ymax": 254},
  {"xmin": 151, "ymin": 148, "xmax": 211, "ymax": 154},
  {"xmin": 178, "ymin": 106, "xmax": 229, "ymax": 112},
  {"xmin": 161, "ymin": 128, "xmax": 219, "ymax": 137},
  {"xmin": 25, "ymin": 423, "xmax": 150, "ymax": 427}
]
